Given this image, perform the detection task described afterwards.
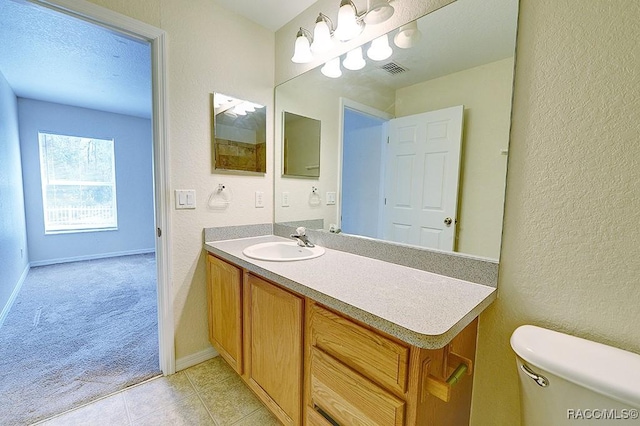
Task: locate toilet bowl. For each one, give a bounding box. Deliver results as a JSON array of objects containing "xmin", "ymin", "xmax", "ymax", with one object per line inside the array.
[{"xmin": 511, "ymin": 325, "xmax": 640, "ymax": 425}]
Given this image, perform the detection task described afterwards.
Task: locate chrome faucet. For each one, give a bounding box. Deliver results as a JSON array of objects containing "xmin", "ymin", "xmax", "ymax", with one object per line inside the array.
[{"xmin": 290, "ymin": 227, "xmax": 315, "ymax": 248}]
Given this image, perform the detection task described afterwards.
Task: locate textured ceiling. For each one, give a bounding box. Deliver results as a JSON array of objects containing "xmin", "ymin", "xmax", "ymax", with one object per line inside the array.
[{"xmin": 0, "ymin": 0, "xmax": 151, "ymax": 118}]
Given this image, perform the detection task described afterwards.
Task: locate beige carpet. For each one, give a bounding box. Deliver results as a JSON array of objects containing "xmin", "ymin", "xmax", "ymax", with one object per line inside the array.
[{"xmin": 0, "ymin": 254, "xmax": 161, "ymax": 425}]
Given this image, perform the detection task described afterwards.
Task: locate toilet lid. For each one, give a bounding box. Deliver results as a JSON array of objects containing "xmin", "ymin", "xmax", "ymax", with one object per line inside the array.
[{"xmin": 511, "ymin": 325, "xmax": 640, "ymax": 409}]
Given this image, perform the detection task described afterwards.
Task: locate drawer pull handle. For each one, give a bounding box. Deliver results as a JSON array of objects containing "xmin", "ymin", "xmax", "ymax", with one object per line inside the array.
[
  {"xmin": 314, "ymin": 404, "xmax": 340, "ymax": 426},
  {"xmin": 424, "ymin": 351, "xmax": 473, "ymax": 403}
]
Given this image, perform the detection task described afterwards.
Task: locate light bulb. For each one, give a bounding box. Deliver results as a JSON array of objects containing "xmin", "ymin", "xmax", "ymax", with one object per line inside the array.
[
  {"xmin": 364, "ymin": 0, "xmax": 394, "ymax": 25},
  {"xmin": 291, "ymin": 29, "xmax": 313, "ymax": 63},
  {"xmin": 321, "ymin": 57, "xmax": 342, "ymax": 78},
  {"xmin": 311, "ymin": 16, "xmax": 333, "ymax": 53},
  {"xmin": 367, "ymin": 34, "xmax": 392, "ymax": 61},
  {"xmin": 335, "ymin": 0, "xmax": 364, "ymax": 41},
  {"xmin": 394, "ymin": 21, "xmax": 422, "ymax": 49},
  {"xmin": 343, "ymin": 46, "xmax": 366, "ymax": 70}
]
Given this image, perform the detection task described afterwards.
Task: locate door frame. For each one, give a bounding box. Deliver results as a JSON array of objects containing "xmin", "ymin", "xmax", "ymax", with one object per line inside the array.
[
  {"xmin": 338, "ymin": 98, "xmax": 393, "ymax": 232},
  {"xmin": 33, "ymin": 0, "xmax": 175, "ymax": 374}
]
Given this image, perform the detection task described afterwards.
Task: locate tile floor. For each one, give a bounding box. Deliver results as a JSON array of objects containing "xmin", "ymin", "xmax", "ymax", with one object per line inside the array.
[{"xmin": 36, "ymin": 357, "xmax": 282, "ymax": 426}]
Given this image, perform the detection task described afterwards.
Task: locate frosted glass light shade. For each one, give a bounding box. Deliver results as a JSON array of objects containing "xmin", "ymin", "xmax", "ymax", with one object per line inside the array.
[
  {"xmin": 364, "ymin": 0, "xmax": 394, "ymax": 25},
  {"xmin": 343, "ymin": 46, "xmax": 366, "ymax": 70},
  {"xmin": 394, "ymin": 21, "xmax": 422, "ymax": 49},
  {"xmin": 291, "ymin": 29, "xmax": 313, "ymax": 63},
  {"xmin": 335, "ymin": 0, "xmax": 364, "ymax": 41},
  {"xmin": 321, "ymin": 57, "xmax": 342, "ymax": 78},
  {"xmin": 233, "ymin": 104, "xmax": 247, "ymax": 115},
  {"xmin": 311, "ymin": 18, "xmax": 333, "ymax": 53},
  {"xmin": 367, "ymin": 34, "xmax": 392, "ymax": 61}
]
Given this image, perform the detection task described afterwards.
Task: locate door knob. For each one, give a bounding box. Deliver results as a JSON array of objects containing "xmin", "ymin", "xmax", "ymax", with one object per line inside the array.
[{"xmin": 444, "ymin": 217, "xmax": 453, "ymax": 226}]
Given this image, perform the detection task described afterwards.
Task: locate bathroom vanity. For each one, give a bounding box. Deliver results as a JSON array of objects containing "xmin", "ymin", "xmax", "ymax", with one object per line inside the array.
[{"xmin": 204, "ymin": 235, "xmax": 495, "ymax": 426}]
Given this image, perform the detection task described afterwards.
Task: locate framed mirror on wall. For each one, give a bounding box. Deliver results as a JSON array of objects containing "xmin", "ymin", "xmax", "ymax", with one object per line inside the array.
[
  {"xmin": 211, "ymin": 92, "xmax": 266, "ymax": 173},
  {"xmin": 274, "ymin": 0, "xmax": 519, "ymax": 260},
  {"xmin": 283, "ymin": 111, "xmax": 321, "ymax": 178}
]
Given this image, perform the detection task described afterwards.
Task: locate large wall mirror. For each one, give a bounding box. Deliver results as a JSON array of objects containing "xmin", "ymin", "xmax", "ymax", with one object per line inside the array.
[
  {"xmin": 274, "ymin": 0, "xmax": 518, "ymax": 260},
  {"xmin": 212, "ymin": 92, "xmax": 266, "ymax": 173}
]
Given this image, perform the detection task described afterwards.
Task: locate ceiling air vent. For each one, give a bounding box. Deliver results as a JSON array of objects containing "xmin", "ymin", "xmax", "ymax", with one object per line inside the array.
[{"xmin": 380, "ymin": 61, "xmax": 408, "ymax": 75}]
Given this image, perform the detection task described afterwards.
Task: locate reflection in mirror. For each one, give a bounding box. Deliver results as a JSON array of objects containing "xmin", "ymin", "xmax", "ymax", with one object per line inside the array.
[
  {"xmin": 283, "ymin": 111, "xmax": 321, "ymax": 178},
  {"xmin": 212, "ymin": 92, "xmax": 266, "ymax": 173},
  {"xmin": 274, "ymin": 0, "xmax": 518, "ymax": 260}
]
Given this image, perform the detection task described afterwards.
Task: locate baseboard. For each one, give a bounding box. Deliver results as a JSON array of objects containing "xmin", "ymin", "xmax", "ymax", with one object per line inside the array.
[
  {"xmin": 175, "ymin": 347, "xmax": 218, "ymax": 372},
  {"xmin": 0, "ymin": 263, "xmax": 30, "ymax": 328},
  {"xmin": 30, "ymin": 248, "xmax": 156, "ymax": 267}
]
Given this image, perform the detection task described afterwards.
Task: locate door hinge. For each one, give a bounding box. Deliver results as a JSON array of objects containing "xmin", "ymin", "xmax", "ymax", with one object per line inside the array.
[
  {"xmin": 157, "ymin": 227, "xmax": 162, "ymax": 237},
  {"xmin": 384, "ymin": 198, "xmax": 387, "ymax": 205},
  {"xmin": 387, "ymin": 136, "xmax": 390, "ymax": 144}
]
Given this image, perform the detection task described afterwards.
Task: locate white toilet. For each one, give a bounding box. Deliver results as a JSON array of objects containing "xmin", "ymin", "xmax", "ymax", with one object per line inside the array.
[{"xmin": 511, "ymin": 325, "xmax": 640, "ymax": 425}]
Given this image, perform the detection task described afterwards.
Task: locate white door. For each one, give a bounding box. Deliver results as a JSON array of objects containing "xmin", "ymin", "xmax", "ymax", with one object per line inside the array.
[{"xmin": 383, "ymin": 105, "xmax": 464, "ymax": 251}]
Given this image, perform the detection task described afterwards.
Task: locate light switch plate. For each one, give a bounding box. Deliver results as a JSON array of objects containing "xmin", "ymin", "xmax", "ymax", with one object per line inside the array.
[
  {"xmin": 326, "ymin": 192, "xmax": 336, "ymax": 205},
  {"xmin": 282, "ymin": 192, "xmax": 290, "ymax": 207},
  {"xmin": 175, "ymin": 190, "xmax": 196, "ymax": 209},
  {"xmin": 255, "ymin": 191, "xmax": 265, "ymax": 208}
]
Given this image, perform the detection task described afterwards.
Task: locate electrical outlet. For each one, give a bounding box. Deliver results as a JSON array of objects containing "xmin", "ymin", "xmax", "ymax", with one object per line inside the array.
[
  {"xmin": 282, "ymin": 192, "xmax": 290, "ymax": 207},
  {"xmin": 326, "ymin": 192, "xmax": 336, "ymax": 205},
  {"xmin": 255, "ymin": 191, "xmax": 265, "ymax": 208}
]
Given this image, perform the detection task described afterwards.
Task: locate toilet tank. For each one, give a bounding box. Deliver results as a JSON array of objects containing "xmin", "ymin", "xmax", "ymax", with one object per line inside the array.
[{"xmin": 511, "ymin": 325, "xmax": 640, "ymax": 425}]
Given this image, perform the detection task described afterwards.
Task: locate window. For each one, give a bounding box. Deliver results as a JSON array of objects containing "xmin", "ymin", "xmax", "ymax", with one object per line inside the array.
[{"xmin": 38, "ymin": 132, "xmax": 117, "ymax": 233}]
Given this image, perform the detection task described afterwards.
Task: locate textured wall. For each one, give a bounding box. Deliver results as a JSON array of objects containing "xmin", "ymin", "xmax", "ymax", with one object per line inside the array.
[
  {"xmin": 0, "ymin": 71, "xmax": 29, "ymax": 314},
  {"xmin": 18, "ymin": 99, "xmax": 154, "ymax": 265},
  {"xmin": 471, "ymin": 1, "xmax": 640, "ymax": 424},
  {"xmin": 395, "ymin": 58, "xmax": 514, "ymax": 259},
  {"xmin": 85, "ymin": 0, "xmax": 275, "ymax": 359}
]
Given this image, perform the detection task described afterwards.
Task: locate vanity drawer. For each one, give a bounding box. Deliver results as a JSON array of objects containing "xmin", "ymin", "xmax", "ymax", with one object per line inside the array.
[
  {"xmin": 308, "ymin": 303, "xmax": 409, "ymax": 395},
  {"xmin": 306, "ymin": 408, "xmax": 333, "ymax": 426},
  {"xmin": 309, "ymin": 347, "xmax": 405, "ymax": 426}
]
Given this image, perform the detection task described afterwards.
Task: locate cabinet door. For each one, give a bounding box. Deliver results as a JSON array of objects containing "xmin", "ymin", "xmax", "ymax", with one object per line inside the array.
[
  {"xmin": 206, "ymin": 255, "xmax": 243, "ymax": 373},
  {"xmin": 246, "ymin": 274, "xmax": 303, "ymax": 426}
]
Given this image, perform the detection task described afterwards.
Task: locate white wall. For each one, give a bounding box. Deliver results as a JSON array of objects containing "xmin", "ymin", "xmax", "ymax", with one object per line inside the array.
[
  {"xmin": 85, "ymin": 0, "xmax": 275, "ymax": 360},
  {"xmin": 395, "ymin": 58, "xmax": 514, "ymax": 259},
  {"xmin": 18, "ymin": 99, "xmax": 155, "ymax": 265},
  {"xmin": 0, "ymin": 70, "xmax": 29, "ymax": 316}
]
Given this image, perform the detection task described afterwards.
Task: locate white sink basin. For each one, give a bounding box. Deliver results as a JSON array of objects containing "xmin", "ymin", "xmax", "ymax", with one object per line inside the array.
[{"xmin": 242, "ymin": 241, "xmax": 325, "ymax": 262}]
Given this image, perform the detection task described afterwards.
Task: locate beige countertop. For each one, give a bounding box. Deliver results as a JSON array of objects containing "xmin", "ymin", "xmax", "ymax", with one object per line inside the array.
[{"xmin": 204, "ymin": 235, "xmax": 496, "ymax": 349}]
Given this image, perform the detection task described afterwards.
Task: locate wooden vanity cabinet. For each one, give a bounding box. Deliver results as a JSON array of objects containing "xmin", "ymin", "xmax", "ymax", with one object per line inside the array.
[
  {"xmin": 207, "ymin": 253, "xmax": 479, "ymax": 426},
  {"xmin": 244, "ymin": 273, "xmax": 303, "ymax": 425},
  {"xmin": 206, "ymin": 254, "xmax": 243, "ymax": 373},
  {"xmin": 305, "ymin": 301, "xmax": 478, "ymax": 426},
  {"xmin": 206, "ymin": 254, "xmax": 303, "ymax": 426}
]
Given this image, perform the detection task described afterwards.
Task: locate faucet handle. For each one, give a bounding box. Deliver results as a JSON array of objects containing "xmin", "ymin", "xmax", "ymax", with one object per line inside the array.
[{"xmin": 295, "ymin": 226, "xmax": 306, "ymax": 236}]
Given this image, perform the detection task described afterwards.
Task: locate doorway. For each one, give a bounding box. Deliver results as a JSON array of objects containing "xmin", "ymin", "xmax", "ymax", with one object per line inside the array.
[
  {"xmin": 340, "ymin": 99, "xmax": 464, "ymax": 251},
  {"xmin": 0, "ymin": 0, "xmax": 172, "ymax": 422}
]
